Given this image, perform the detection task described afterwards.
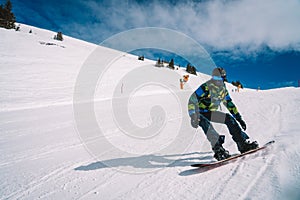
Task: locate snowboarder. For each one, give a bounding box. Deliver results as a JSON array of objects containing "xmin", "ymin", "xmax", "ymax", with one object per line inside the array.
[{"xmin": 188, "ymin": 67, "xmax": 258, "ymax": 161}]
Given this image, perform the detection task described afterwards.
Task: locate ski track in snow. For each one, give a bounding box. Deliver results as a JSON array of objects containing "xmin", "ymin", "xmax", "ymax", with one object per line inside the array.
[
  {"xmin": 213, "ymin": 164, "xmax": 242, "ymax": 199},
  {"xmin": 1, "ymin": 25, "xmax": 300, "ymax": 200},
  {"xmin": 6, "ymin": 163, "xmax": 74, "ymax": 199},
  {"xmin": 238, "ymin": 155, "xmax": 276, "ymax": 200}
]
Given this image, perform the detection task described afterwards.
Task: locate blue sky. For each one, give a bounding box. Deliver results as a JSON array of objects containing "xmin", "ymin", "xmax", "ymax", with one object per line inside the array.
[{"xmin": 6, "ymin": 0, "xmax": 300, "ymax": 89}]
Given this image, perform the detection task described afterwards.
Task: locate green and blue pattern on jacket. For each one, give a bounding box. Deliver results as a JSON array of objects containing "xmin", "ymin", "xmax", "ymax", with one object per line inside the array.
[{"xmin": 188, "ymin": 80, "xmax": 240, "ymax": 118}]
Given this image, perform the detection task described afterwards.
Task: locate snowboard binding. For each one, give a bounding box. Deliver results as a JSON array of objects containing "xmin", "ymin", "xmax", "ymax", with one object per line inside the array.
[{"xmin": 212, "ymin": 135, "xmax": 231, "ymax": 161}]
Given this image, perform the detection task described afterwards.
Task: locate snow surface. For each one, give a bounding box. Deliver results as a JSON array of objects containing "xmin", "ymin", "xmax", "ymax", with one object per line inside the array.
[{"xmin": 1, "ymin": 24, "xmax": 300, "ymax": 200}]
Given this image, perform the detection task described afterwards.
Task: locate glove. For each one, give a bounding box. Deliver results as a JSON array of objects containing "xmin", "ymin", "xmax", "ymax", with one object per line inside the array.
[
  {"xmin": 236, "ymin": 118, "xmax": 247, "ymax": 131},
  {"xmin": 190, "ymin": 113, "xmax": 199, "ymax": 128}
]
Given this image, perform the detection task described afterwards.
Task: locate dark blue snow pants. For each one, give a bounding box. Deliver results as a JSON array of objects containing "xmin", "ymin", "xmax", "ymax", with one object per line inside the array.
[{"xmin": 198, "ymin": 111, "xmax": 249, "ymax": 148}]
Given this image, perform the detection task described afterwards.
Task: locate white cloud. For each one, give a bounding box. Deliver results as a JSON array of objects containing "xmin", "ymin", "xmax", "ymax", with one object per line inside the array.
[
  {"xmin": 200, "ymin": 0, "xmax": 300, "ymax": 51},
  {"xmin": 27, "ymin": 0, "xmax": 298, "ymax": 54},
  {"xmin": 80, "ymin": 0, "xmax": 300, "ymax": 52}
]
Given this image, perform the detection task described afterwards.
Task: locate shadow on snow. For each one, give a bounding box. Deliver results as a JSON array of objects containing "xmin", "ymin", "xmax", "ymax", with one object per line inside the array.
[{"xmin": 74, "ymin": 152, "xmax": 213, "ymax": 172}]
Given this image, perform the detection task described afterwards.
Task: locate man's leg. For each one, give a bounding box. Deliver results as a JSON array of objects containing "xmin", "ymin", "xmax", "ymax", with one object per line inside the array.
[
  {"xmin": 201, "ymin": 111, "xmax": 249, "ymax": 143},
  {"xmin": 202, "ymin": 111, "xmax": 258, "ymax": 153},
  {"xmin": 198, "ymin": 114, "xmax": 231, "ymax": 160},
  {"xmin": 198, "ymin": 114, "xmax": 220, "ymax": 147},
  {"xmin": 224, "ymin": 113, "xmax": 250, "ymax": 143}
]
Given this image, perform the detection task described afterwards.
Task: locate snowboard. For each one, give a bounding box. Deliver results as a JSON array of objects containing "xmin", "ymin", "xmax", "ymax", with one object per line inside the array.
[{"xmin": 191, "ymin": 140, "xmax": 275, "ymax": 168}]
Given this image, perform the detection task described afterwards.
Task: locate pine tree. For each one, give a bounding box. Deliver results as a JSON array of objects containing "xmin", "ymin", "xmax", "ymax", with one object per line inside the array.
[
  {"xmin": 55, "ymin": 32, "xmax": 64, "ymax": 41},
  {"xmin": 168, "ymin": 58, "xmax": 175, "ymax": 69},
  {"xmin": 0, "ymin": 0, "xmax": 16, "ymax": 29},
  {"xmin": 186, "ymin": 63, "xmax": 197, "ymax": 75}
]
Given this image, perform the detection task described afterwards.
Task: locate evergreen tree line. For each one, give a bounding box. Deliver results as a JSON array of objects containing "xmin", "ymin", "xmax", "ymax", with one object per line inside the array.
[
  {"xmin": 0, "ymin": 0, "xmax": 15, "ymax": 29},
  {"xmin": 0, "ymin": 0, "xmax": 63, "ymax": 41}
]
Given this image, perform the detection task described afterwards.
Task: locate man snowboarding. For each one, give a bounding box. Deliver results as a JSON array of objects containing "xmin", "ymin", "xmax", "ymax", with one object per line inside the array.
[{"xmin": 188, "ymin": 67, "xmax": 258, "ymax": 161}]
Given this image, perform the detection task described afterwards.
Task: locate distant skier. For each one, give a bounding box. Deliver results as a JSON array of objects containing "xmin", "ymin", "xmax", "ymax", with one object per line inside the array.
[{"xmin": 188, "ymin": 67, "xmax": 258, "ymax": 161}]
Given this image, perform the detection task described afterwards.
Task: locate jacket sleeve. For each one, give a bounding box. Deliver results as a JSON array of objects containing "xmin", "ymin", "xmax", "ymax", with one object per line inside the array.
[
  {"xmin": 188, "ymin": 92, "xmax": 198, "ymax": 117},
  {"xmin": 222, "ymin": 89, "xmax": 241, "ymax": 119},
  {"xmin": 195, "ymin": 84, "xmax": 207, "ymax": 99},
  {"xmin": 188, "ymin": 84, "xmax": 209, "ymax": 116}
]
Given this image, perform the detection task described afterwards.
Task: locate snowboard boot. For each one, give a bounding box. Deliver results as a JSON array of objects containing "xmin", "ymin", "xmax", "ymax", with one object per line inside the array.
[
  {"xmin": 213, "ymin": 145, "xmax": 231, "ymax": 161},
  {"xmin": 212, "ymin": 135, "xmax": 231, "ymax": 161},
  {"xmin": 237, "ymin": 140, "xmax": 259, "ymax": 153}
]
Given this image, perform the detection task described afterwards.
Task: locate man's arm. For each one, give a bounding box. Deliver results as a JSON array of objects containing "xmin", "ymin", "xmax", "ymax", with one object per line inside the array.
[
  {"xmin": 188, "ymin": 93, "xmax": 199, "ymax": 117},
  {"xmin": 223, "ymin": 93, "xmax": 239, "ymax": 117},
  {"xmin": 188, "ymin": 93, "xmax": 200, "ymax": 128},
  {"xmin": 223, "ymin": 90, "xmax": 247, "ymax": 130}
]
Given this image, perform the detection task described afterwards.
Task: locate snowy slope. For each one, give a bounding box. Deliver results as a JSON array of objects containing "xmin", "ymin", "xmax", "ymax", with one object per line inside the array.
[{"xmin": 1, "ymin": 24, "xmax": 300, "ymax": 200}]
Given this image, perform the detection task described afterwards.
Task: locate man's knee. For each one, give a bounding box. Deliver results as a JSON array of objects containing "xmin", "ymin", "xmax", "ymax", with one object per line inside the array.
[
  {"xmin": 199, "ymin": 115, "xmax": 211, "ymax": 131},
  {"xmin": 225, "ymin": 113, "xmax": 237, "ymax": 125}
]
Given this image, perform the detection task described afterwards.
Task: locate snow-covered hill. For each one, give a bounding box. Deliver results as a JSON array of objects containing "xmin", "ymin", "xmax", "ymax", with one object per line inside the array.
[{"xmin": 1, "ymin": 24, "xmax": 300, "ymax": 200}]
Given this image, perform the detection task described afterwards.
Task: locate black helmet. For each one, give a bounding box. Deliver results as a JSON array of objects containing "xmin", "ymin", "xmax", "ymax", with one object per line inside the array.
[{"xmin": 212, "ymin": 67, "xmax": 227, "ymax": 81}]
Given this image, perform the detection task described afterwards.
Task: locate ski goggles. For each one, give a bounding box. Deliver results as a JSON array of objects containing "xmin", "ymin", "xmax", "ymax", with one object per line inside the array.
[{"xmin": 212, "ymin": 76, "xmax": 224, "ymax": 81}]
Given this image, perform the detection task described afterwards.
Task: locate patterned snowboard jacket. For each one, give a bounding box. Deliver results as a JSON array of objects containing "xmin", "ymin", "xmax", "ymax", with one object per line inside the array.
[{"xmin": 188, "ymin": 79, "xmax": 241, "ymax": 119}]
